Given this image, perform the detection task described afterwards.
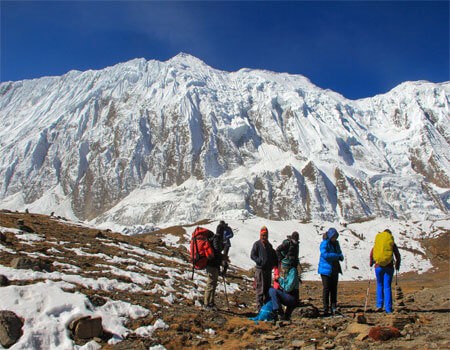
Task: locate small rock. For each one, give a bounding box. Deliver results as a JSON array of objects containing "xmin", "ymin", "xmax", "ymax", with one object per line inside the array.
[
  {"xmin": 0, "ymin": 275, "xmax": 9, "ymax": 287},
  {"xmin": 355, "ymin": 313, "xmax": 367, "ymax": 324},
  {"xmin": 290, "ymin": 340, "xmax": 306, "ymax": 348},
  {"xmin": 88, "ymin": 295, "xmax": 107, "ymax": 307},
  {"xmin": 262, "ymin": 334, "xmax": 279, "ymax": 340},
  {"xmin": 0, "ymin": 310, "xmax": 24, "ymax": 348},
  {"xmin": 322, "ymin": 340, "xmax": 336, "ymax": 349}
]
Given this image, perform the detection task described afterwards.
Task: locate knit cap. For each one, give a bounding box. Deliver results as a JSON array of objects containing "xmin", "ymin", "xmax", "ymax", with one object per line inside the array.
[{"xmin": 260, "ymin": 226, "xmax": 268, "ymax": 237}]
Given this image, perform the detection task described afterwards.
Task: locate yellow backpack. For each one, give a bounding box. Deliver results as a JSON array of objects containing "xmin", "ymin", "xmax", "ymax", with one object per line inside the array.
[{"xmin": 373, "ymin": 230, "xmax": 394, "ymax": 266}]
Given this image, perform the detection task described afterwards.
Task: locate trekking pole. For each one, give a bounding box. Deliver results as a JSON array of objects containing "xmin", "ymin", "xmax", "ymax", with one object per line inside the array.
[
  {"xmin": 363, "ymin": 269, "xmax": 372, "ymax": 314},
  {"xmin": 222, "ymin": 275, "xmax": 230, "ymax": 311},
  {"xmin": 395, "ymin": 269, "xmax": 398, "ymax": 286}
]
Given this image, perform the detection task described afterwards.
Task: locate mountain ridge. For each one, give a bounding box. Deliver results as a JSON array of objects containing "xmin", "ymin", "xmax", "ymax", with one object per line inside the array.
[{"xmin": 0, "ymin": 54, "xmax": 449, "ymax": 228}]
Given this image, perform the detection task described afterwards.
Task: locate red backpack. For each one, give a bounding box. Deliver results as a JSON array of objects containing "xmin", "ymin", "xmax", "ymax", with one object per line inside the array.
[{"xmin": 190, "ymin": 227, "xmax": 215, "ymax": 270}]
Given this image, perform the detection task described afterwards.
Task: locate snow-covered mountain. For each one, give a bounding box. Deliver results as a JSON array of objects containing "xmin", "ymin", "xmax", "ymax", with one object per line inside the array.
[{"xmin": 0, "ymin": 53, "xmax": 449, "ymax": 227}]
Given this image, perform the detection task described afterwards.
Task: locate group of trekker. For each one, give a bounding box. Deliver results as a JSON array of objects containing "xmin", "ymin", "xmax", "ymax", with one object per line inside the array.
[{"xmin": 191, "ymin": 222, "xmax": 401, "ymax": 320}]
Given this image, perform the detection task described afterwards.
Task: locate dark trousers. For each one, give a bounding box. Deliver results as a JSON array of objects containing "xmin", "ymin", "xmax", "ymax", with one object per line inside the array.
[
  {"xmin": 268, "ymin": 287, "xmax": 298, "ymax": 318},
  {"xmin": 321, "ymin": 274, "xmax": 339, "ymax": 312},
  {"xmin": 255, "ymin": 268, "xmax": 272, "ymax": 309}
]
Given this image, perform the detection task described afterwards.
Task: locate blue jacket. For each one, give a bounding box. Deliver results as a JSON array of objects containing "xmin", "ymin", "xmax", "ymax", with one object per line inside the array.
[{"xmin": 318, "ymin": 238, "xmax": 344, "ymax": 277}]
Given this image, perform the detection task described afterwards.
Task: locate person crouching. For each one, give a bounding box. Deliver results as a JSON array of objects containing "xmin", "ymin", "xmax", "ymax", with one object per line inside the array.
[{"xmin": 268, "ymin": 264, "xmax": 300, "ymax": 321}]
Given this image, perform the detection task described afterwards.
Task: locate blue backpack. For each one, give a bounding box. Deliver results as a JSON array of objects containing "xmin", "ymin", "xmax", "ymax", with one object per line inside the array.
[
  {"xmin": 224, "ymin": 226, "xmax": 234, "ymax": 241},
  {"xmin": 249, "ymin": 301, "xmax": 274, "ymax": 323}
]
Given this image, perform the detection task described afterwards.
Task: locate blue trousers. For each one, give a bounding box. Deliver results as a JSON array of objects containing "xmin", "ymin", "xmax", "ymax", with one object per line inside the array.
[
  {"xmin": 268, "ymin": 287, "xmax": 297, "ymax": 315},
  {"xmin": 375, "ymin": 266, "xmax": 394, "ymax": 313}
]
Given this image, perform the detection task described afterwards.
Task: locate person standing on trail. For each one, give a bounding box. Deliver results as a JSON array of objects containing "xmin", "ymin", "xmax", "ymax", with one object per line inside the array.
[
  {"xmin": 370, "ymin": 229, "xmax": 401, "ymax": 313},
  {"xmin": 318, "ymin": 228, "xmax": 344, "ymax": 316},
  {"xmin": 203, "ymin": 222, "xmax": 225, "ymax": 310},
  {"xmin": 268, "ymin": 264, "xmax": 300, "ymax": 321},
  {"xmin": 250, "ymin": 226, "xmax": 278, "ymax": 311},
  {"xmin": 276, "ymin": 231, "xmax": 300, "ymax": 270},
  {"xmin": 218, "ymin": 221, "xmax": 234, "ymax": 277}
]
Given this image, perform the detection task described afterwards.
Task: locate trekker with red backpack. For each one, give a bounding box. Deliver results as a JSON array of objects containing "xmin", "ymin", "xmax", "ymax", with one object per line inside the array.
[
  {"xmin": 370, "ymin": 229, "xmax": 401, "ymax": 313},
  {"xmin": 190, "ymin": 227, "xmax": 214, "ymax": 274},
  {"xmin": 204, "ymin": 223, "xmax": 227, "ymax": 310}
]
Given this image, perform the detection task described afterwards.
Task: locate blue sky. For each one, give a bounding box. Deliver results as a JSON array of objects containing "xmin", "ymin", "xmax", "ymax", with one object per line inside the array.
[{"xmin": 1, "ymin": 1, "xmax": 448, "ymax": 99}]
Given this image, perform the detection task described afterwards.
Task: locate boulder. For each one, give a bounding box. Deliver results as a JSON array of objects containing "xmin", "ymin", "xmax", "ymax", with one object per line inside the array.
[
  {"xmin": 0, "ymin": 310, "xmax": 24, "ymax": 348},
  {"xmin": 10, "ymin": 257, "xmax": 35, "ymax": 270},
  {"xmin": 10, "ymin": 257, "xmax": 52, "ymax": 272},
  {"xmin": 297, "ymin": 305, "xmax": 320, "ymax": 318},
  {"xmin": 368, "ymin": 326, "xmax": 401, "ymax": 341},
  {"xmin": 346, "ymin": 322, "xmax": 371, "ymax": 336},
  {"xmin": 69, "ymin": 316, "xmax": 103, "ymax": 339}
]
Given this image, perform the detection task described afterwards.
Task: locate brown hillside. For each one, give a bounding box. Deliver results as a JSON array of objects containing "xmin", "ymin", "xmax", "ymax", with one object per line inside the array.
[{"xmin": 0, "ymin": 210, "xmax": 448, "ymax": 349}]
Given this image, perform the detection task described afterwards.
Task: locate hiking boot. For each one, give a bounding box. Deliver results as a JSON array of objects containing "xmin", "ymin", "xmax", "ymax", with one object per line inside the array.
[
  {"xmin": 283, "ymin": 308, "xmax": 293, "ymax": 321},
  {"xmin": 280, "ymin": 313, "xmax": 290, "ymax": 321},
  {"xmin": 204, "ymin": 304, "xmax": 218, "ymax": 311},
  {"xmin": 270, "ymin": 311, "xmax": 279, "ymax": 322},
  {"xmin": 375, "ymin": 307, "xmax": 384, "ymax": 313}
]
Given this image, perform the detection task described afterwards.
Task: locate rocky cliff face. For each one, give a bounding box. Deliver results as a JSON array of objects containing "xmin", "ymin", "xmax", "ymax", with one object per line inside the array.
[{"xmin": 0, "ymin": 53, "xmax": 449, "ymax": 226}]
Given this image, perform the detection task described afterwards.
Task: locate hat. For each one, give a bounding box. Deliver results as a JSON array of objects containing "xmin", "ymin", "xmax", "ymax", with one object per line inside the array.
[
  {"xmin": 326, "ymin": 228, "xmax": 338, "ymax": 239},
  {"xmin": 290, "ymin": 231, "xmax": 299, "ymax": 243},
  {"xmin": 260, "ymin": 226, "xmax": 268, "ymax": 237}
]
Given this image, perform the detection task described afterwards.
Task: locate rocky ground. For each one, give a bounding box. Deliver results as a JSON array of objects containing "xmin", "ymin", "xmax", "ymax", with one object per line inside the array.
[{"xmin": 0, "ymin": 210, "xmax": 449, "ymax": 349}]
